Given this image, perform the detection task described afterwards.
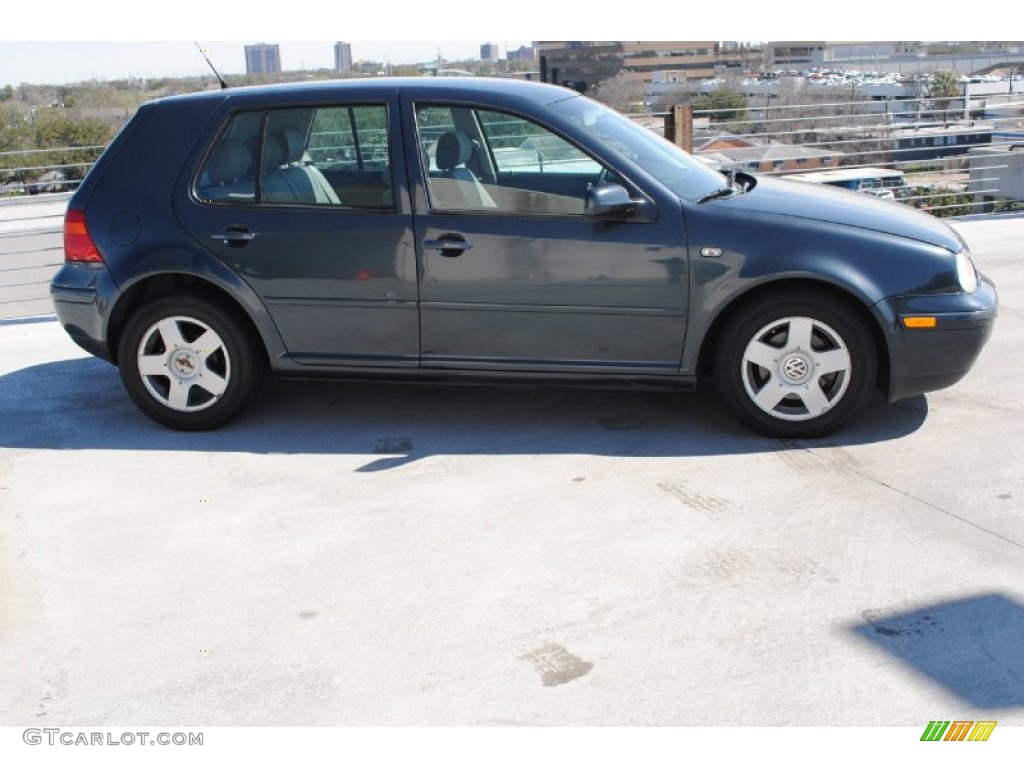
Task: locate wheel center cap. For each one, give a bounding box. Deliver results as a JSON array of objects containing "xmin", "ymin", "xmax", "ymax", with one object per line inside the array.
[
  {"xmin": 780, "ymin": 353, "xmax": 812, "ymax": 385},
  {"xmin": 170, "ymin": 349, "xmax": 199, "ymax": 379}
]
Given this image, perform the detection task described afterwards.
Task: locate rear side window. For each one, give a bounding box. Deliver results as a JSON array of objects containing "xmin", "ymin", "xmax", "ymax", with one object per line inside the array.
[{"xmin": 196, "ymin": 104, "xmax": 393, "ymax": 209}]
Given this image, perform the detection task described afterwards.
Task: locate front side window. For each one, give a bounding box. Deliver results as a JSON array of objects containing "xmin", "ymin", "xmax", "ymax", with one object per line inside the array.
[
  {"xmin": 416, "ymin": 104, "xmax": 612, "ymax": 216},
  {"xmin": 196, "ymin": 104, "xmax": 392, "ymax": 209},
  {"xmin": 476, "ymin": 110, "xmax": 602, "ymax": 177}
]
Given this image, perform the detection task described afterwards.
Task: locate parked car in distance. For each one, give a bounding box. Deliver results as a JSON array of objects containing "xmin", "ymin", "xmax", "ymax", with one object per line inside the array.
[
  {"xmin": 51, "ymin": 78, "xmax": 997, "ymax": 438},
  {"xmin": 859, "ymin": 188, "xmax": 897, "ymax": 201},
  {"xmin": 783, "ymin": 167, "xmax": 908, "ymax": 198}
]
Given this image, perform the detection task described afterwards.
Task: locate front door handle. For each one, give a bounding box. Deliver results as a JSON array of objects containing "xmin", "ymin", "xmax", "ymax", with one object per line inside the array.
[{"xmin": 423, "ymin": 235, "xmax": 472, "ymax": 258}]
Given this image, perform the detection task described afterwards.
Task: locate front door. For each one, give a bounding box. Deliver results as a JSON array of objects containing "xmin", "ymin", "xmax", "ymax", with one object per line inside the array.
[{"xmin": 408, "ymin": 101, "xmax": 689, "ymax": 375}]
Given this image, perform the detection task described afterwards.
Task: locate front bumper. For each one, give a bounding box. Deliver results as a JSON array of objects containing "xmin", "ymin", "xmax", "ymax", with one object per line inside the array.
[{"xmin": 876, "ymin": 274, "xmax": 997, "ymax": 402}]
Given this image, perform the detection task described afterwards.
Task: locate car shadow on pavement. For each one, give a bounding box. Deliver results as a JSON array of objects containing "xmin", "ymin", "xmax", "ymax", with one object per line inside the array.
[
  {"xmin": 850, "ymin": 593, "xmax": 1024, "ymax": 710},
  {"xmin": 0, "ymin": 356, "xmax": 928, "ymax": 463}
]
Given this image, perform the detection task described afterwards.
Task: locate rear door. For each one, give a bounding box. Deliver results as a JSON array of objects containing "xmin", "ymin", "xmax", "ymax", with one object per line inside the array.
[{"xmin": 176, "ymin": 96, "xmax": 419, "ymax": 368}]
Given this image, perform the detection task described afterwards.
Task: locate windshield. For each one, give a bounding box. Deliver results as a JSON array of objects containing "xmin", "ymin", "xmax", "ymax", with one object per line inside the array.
[{"xmin": 550, "ymin": 94, "xmax": 728, "ymax": 202}]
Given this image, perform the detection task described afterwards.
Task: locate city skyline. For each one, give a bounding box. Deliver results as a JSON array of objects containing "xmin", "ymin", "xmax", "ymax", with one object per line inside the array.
[{"xmin": 1, "ymin": 41, "xmax": 534, "ymax": 86}]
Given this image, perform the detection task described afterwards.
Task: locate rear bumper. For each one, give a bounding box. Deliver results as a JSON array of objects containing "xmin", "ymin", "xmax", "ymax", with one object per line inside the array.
[
  {"xmin": 50, "ymin": 262, "xmax": 118, "ymax": 362},
  {"xmin": 877, "ymin": 275, "xmax": 997, "ymax": 402}
]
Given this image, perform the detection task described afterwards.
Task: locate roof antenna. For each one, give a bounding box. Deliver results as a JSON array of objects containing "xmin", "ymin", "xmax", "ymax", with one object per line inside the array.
[{"xmin": 195, "ymin": 42, "xmax": 229, "ymax": 89}]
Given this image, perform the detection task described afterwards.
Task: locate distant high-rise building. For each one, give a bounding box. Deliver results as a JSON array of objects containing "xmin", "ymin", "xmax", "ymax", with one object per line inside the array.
[
  {"xmin": 245, "ymin": 43, "xmax": 281, "ymax": 75},
  {"xmin": 480, "ymin": 43, "xmax": 500, "ymax": 61},
  {"xmin": 538, "ymin": 42, "xmax": 761, "ymax": 91},
  {"xmin": 507, "ymin": 45, "xmax": 537, "ymax": 62},
  {"xmin": 334, "ymin": 42, "xmax": 353, "ymax": 72}
]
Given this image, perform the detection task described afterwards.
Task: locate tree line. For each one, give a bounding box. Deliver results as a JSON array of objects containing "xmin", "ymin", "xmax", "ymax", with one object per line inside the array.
[{"xmin": 1, "ymin": 104, "xmax": 111, "ymax": 190}]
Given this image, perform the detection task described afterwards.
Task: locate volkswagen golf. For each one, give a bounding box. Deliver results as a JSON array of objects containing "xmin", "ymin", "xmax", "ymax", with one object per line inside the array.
[{"xmin": 51, "ymin": 77, "xmax": 997, "ymax": 438}]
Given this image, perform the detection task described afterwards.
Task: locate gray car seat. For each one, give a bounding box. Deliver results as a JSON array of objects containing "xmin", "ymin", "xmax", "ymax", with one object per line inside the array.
[
  {"xmin": 431, "ymin": 130, "xmax": 496, "ymax": 210},
  {"xmin": 198, "ymin": 138, "xmax": 255, "ymax": 203},
  {"xmin": 262, "ymin": 128, "xmax": 341, "ymax": 205}
]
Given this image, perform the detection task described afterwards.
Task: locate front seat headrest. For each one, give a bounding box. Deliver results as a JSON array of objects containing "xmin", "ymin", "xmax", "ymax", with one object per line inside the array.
[{"xmin": 436, "ymin": 131, "xmax": 473, "ymax": 171}]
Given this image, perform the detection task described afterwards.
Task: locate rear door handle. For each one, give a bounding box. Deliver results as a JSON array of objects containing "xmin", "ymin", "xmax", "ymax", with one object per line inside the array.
[
  {"xmin": 423, "ymin": 235, "xmax": 472, "ymax": 257},
  {"xmin": 211, "ymin": 230, "xmax": 257, "ymax": 247}
]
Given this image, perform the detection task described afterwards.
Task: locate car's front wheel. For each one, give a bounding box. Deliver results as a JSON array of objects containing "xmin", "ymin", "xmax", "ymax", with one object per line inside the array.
[
  {"xmin": 117, "ymin": 294, "xmax": 265, "ymax": 430},
  {"xmin": 714, "ymin": 290, "xmax": 877, "ymax": 439}
]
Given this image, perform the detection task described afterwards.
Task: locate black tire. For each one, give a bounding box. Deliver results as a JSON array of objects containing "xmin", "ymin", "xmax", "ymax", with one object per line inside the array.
[
  {"xmin": 714, "ymin": 290, "xmax": 877, "ymax": 439},
  {"xmin": 116, "ymin": 294, "xmax": 265, "ymax": 430}
]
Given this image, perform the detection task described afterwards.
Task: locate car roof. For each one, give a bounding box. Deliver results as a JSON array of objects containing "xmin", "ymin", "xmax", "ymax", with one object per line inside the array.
[{"xmin": 152, "ymin": 77, "xmax": 581, "ymax": 111}]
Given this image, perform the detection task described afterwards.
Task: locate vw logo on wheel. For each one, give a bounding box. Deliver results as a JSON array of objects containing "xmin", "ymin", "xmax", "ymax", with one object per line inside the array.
[
  {"xmin": 783, "ymin": 356, "xmax": 808, "ymax": 381},
  {"xmin": 171, "ymin": 350, "xmax": 199, "ymax": 378}
]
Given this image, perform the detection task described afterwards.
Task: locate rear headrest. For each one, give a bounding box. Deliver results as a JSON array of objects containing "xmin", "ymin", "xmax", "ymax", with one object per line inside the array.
[
  {"xmin": 206, "ymin": 139, "xmax": 252, "ymax": 184},
  {"xmin": 264, "ymin": 128, "xmax": 306, "ymax": 169},
  {"xmin": 436, "ymin": 131, "xmax": 472, "ymax": 171},
  {"xmin": 263, "ymin": 131, "xmax": 286, "ymax": 170}
]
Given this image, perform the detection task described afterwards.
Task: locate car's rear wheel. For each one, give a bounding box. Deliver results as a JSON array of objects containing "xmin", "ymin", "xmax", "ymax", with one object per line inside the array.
[
  {"xmin": 117, "ymin": 294, "xmax": 265, "ymax": 430},
  {"xmin": 714, "ymin": 290, "xmax": 877, "ymax": 439}
]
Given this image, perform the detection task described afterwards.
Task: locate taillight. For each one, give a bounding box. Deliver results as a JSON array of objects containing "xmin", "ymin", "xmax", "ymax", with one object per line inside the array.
[{"xmin": 63, "ymin": 208, "xmax": 103, "ymax": 262}]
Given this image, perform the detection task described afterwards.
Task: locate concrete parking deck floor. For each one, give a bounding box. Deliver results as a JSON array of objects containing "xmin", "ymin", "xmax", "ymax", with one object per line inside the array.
[{"xmin": 0, "ymin": 216, "xmax": 1021, "ymax": 726}]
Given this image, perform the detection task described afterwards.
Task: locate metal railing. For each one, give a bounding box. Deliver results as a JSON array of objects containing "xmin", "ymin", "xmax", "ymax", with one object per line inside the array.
[
  {"xmin": 0, "ymin": 145, "xmax": 106, "ymax": 195},
  {"xmin": 646, "ymin": 94, "xmax": 1024, "ymax": 216},
  {"xmin": 5, "ymin": 99, "xmax": 1023, "ymax": 218}
]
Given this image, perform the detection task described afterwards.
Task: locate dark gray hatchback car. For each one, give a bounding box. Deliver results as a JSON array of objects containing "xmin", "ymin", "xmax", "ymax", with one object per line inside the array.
[{"xmin": 51, "ymin": 77, "xmax": 996, "ymax": 438}]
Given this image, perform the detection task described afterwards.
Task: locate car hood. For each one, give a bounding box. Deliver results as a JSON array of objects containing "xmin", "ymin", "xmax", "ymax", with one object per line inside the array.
[{"xmin": 715, "ymin": 175, "xmax": 965, "ymax": 253}]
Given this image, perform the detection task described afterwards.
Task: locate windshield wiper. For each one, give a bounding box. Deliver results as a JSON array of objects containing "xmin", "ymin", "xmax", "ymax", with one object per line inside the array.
[
  {"xmin": 697, "ymin": 186, "xmax": 736, "ymax": 204},
  {"xmin": 697, "ymin": 170, "xmax": 744, "ymax": 204}
]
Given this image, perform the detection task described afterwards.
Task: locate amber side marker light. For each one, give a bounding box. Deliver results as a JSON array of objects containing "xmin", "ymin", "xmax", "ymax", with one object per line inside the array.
[
  {"xmin": 902, "ymin": 316, "xmax": 938, "ymax": 329},
  {"xmin": 63, "ymin": 209, "xmax": 103, "ymax": 262}
]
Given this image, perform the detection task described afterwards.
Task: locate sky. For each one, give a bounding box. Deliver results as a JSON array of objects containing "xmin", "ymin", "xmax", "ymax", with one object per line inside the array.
[
  {"xmin": 0, "ymin": 42, "xmax": 533, "ymax": 85},
  {"xmin": 0, "ymin": 1, "xmax": 1013, "ymax": 86}
]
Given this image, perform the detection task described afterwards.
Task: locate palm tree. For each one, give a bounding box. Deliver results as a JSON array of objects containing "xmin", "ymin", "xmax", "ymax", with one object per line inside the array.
[{"xmin": 928, "ymin": 71, "xmax": 961, "ymax": 125}]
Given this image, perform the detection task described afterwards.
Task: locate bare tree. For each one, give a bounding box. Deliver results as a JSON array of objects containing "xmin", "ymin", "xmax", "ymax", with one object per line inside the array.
[
  {"xmin": 589, "ymin": 73, "xmax": 645, "ymax": 114},
  {"xmin": 752, "ymin": 79, "xmax": 894, "ymax": 167}
]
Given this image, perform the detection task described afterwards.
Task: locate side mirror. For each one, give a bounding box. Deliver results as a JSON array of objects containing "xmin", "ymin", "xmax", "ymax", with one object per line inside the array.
[{"xmin": 585, "ymin": 183, "xmax": 636, "ymax": 219}]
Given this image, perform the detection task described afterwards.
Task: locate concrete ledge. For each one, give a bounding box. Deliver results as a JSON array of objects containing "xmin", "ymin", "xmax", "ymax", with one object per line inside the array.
[{"xmin": 0, "ymin": 194, "xmax": 69, "ymax": 235}]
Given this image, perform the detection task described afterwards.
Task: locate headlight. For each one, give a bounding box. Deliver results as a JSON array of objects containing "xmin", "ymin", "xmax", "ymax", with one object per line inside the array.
[{"xmin": 956, "ymin": 250, "xmax": 978, "ymax": 293}]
